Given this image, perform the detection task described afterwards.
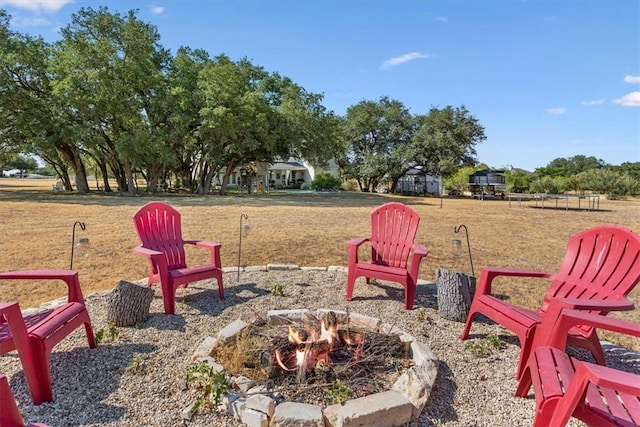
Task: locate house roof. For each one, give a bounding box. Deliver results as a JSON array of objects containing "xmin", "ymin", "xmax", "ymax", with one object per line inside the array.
[{"xmin": 269, "ymin": 162, "xmax": 308, "ymax": 171}]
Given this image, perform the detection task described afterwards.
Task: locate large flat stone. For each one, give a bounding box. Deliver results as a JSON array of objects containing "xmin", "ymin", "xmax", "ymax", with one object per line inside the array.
[
  {"xmin": 271, "ymin": 402, "xmax": 324, "ymax": 427},
  {"xmin": 217, "ymin": 319, "xmax": 249, "ymax": 342},
  {"xmin": 240, "ymin": 407, "xmax": 269, "ymax": 427},
  {"xmin": 191, "ymin": 336, "xmax": 217, "ymax": 360},
  {"xmin": 392, "ymin": 362, "xmax": 439, "ymax": 418},
  {"xmin": 245, "ymin": 394, "xmax": 276, "ymax": 417},
  {"xmin": 268, "ymin": 309, "xmax": 310, "ymax": 325},
  {"xmin": 323, "ymin": 390, "xmax": 412, "ymax": 427},
  {"xmin": 267, "ymin": 263, "xmax": 300, "ymax": 271}
]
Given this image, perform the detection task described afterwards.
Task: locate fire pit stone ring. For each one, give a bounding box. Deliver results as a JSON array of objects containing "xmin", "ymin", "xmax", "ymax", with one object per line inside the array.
[{"xmin": 189, "ymin": 308, "xmax": 439, "ymax": 427}]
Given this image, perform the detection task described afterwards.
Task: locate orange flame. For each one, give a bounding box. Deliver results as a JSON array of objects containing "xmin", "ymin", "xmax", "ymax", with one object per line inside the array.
[
  {"xmin": 320, "ymin": 320, "xmax": 336, "ymax": 345},
  {"xmin": 280, "ymin": 316, "xmax": 359, "ymax": 372},
  {"xmin": 274, "ymin": 349, "xmax": 297, "ymax": 372},
  {"xmin": 288, "ymin": 325, "xmax": 306, "ymax": 344},
  {"xmin": 296, "ymin": 349, "xmax": 306, "ymax": 367}
]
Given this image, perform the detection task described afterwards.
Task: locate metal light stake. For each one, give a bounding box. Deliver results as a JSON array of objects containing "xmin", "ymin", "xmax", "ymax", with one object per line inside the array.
[
  {"xmin": 238, "ymin": 213, "xmax": 249, "ymax": 280},
  {"xmin": 70, "ymin": 221, "xmax": 89, "ymax": 269},
  {"xmin": 453, "ymin": 224, "xmax": 475, "ymax": 277}
]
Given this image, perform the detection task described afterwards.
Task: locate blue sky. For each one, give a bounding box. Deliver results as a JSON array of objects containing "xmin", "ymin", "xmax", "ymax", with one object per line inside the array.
[{"xmin": 2, "ymin": 0, "xmax": 639, "ymax": 171}]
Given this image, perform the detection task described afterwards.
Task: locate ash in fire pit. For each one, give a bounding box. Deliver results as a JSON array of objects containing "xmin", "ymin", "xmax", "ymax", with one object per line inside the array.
[{"xmin": 213, "ymin": 310, "xmax": 411, "ymax": 406}]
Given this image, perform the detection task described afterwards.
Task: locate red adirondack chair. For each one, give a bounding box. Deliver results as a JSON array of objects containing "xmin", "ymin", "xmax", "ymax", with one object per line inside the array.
[
  {"xmin": 460, "ymin": 224, "xmax": 640, "ymax": 378},
  {"xmin": 346, "ymin": 202, "xmax": 428, "ymax": 310},
  {"xmin": 0, "ymin": 375, "xmax": 49, "ymax": 427},
  {"xmin": 0, "ymin": 270, "xmax": 96, "ymax": 405},
  {"xmin": 515, "ymin": 304, "xmax": 640, "ymax": 427},
  {"xmin": 133, "ymin": 201, "xmax": 224, "ymax": 315}
]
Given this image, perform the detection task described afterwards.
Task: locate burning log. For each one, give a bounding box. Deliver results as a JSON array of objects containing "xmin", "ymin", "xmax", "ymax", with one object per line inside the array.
[
  {"xmin": 255, "ymin": 310, "xmax": 407, "ymax": 385},
  {"xmin": 212, "ymin": 311, "xmax": 421, "ymax": 408}
]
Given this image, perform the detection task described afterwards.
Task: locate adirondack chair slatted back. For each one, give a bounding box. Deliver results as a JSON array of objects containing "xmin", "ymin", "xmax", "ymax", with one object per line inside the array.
[
  {"xmin": 133, "ymin": 202, "xmax": 187, "ymax": 271},
  {"xmin": 541, "ymin": 225, "xmax": 640, "ymax": 317},
  {"xmin": 370, "ymin": 202, "xmax": 420, "ymax": 269}
]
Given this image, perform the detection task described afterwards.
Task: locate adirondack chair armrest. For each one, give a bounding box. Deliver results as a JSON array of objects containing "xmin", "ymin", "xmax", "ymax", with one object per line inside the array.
[
  {"xmin": 134, "ymin": 246, "xmax": 168, "ymax": 271},
  {"xmin": 549, "ymin": 297, "xmax": 635, "ymax": 314},
  {"xmin": 346, "ymin": 237, "xmax": 369, "ymax": 248},
  {"xmin": 409, "ymin": 244, "xmax": 428, "ymax": 277},
  {"xmin": 411, "ymin": 244, "xmax": 428, "ymax": 258},
  {"xmin": 0, "ymin": 302, "xmax": 33, "ymax": 360},
  {"xmin": 576, "ymin": 361, "xmax": 640, "ymax": 393},
  {"xmin": 0, "ymin": 270, "xmax": 85, "ymax": 304},
  {"xmin": 476, "ymin": 267, "xmax": 552, "ymax": 296},
  {"xmin": 541, "ymin": 306, "xmax": 640, "ymax": 350},
  {"xmin": 185, "ymin": 240, "xmax": 222, "ymax": 267},
  {"xmin": 346, "ymin": 238, "xmax": 370, "ymax": 263}
]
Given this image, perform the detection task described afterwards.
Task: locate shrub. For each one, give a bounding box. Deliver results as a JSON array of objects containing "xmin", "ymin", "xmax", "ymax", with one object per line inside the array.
[
  {"xmin": 310, "ymin": 173, "xmax": 342, "ymax": 191},
  {"xmin": 341, "ymin": 179, "xmax": 359, "ymax": 192}
]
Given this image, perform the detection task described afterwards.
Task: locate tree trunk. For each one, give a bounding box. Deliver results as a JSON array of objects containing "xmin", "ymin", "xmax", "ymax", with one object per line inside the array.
[
  {"xmin": 97, "ymin": 160, "xmax": 112, "ymax": 192},
  {"xmin": 73, "ymin": 157, "xmax": 90, "ymax": 193},
  {"xmin": 436, "ymin": 268, "xmax": 476, "ymax": 322},
  {"xmin": 56, "ymin": 141, "xmax": 89, "ymax": 193},
  {"xmin": 106, "ymin": 280, "xmax": 155, "ymax": 327},
  {"xmin": 123, "ymin": 160, "xmax": 136, "ymax": 193}
]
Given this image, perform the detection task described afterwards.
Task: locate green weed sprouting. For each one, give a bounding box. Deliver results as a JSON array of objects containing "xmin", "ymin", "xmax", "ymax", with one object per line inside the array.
[
  {"xmin": 465, "ymin": 334, "xmax": 505, "ymax": 358},
  {"xmin": 95, "ymin": 323, "xmax": 119, "ymax": 344},
  {"xmin": 324, "ymin": 379, "xmax": 353, "ymax": 405},
  {"xmin": 270, "ymin": 282, "xmax": 285, "ymax": 297},
  {"xmin": 127, "ymin": 358, "xmax": 146, "ymax": 375},
  {"xmin": 485, "ymin": 333, "xmax": 505, "ymax": 350},
  {"xmin": 186, "ymin": 361, "xmax": 232, "ymax": 413}
]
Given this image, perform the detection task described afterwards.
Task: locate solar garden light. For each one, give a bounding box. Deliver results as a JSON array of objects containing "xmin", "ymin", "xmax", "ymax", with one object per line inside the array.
[
  {"xmin": 453, "ymin": 224, "xmax": 475, "ymax": 277},
  {"xmin": 238, "ymin": 213, "xmax": 250, "ymax": 280},
  {"xmin": 70, "ymin": 221, "xmax": 90, "ymax": 270}
]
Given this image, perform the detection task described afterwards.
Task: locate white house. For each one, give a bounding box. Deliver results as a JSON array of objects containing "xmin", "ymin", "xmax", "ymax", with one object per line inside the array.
[{"xmin": 219, "ymin": 157, "xmax": 341, "ymax": 190}]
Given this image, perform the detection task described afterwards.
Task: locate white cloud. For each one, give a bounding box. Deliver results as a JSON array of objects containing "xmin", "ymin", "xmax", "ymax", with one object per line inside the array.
[
  {"xmin": 612, "ymin": 91, "xmax": 640, "ymax": 107},
  {"xmin": 437, "ymin": 16, "xmax": 448, "ymax": 23},
  {"xmin": 0, "ymin": 0, "xmax": 74, "ymax": 13},
  {"xmin": 10, "ymin": 15, "xmax": 49, "ymax": 26},
  {"xmin": 547, "ymin": 107, "xmax": 566, "ymax": 115},
  {"xmin": 150, "ymin": 6, "xmax": 165, "ymax": 15},
  {"xmin": 381, "ymin": 52, "xmax": 431, "ymax": 69},
  {"xmin": 581, "ymin": 98, "xmax": 605, "ymax": 106},
  {"xmin": 623, "ymin": 75, "xmax": 640, "ymax": 84}
]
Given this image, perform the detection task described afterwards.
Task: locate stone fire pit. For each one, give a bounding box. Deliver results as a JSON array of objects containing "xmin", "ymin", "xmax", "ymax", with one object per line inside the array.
[{"xmin": 190, "ymin": 308, "xmax": 439, "ymax": 427}]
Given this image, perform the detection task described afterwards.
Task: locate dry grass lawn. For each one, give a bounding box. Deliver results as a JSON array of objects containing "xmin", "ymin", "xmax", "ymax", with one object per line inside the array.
[{"xmin": 1, "ymin": 177, "xmax": 639, "ymax": 350}]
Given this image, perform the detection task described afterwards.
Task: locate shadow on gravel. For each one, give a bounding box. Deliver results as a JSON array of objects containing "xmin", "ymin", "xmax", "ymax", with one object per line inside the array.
[
  {"xmin": 346, "ymin": 281, "xmax": 439, "ymax": 310},
  {"xmin": 422, "ymin": 361, "xmax": 458, "ymax": 424},
  {"xmin": 13, "ymin": 343, "xmax": 157, "ymax": 426},
  {"xmin": 180, "ymin": 281, "xmax": 270, "ymax": 315}
]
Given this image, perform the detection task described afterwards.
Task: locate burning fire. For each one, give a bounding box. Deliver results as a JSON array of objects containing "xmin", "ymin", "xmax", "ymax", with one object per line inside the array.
[
  {"xmin": 320, "ymin": 320, "xmax": 336, "ymax": 345},
  {"xmin": 274, "ymin": 312, "xmax": 362, "ymax": 374}
]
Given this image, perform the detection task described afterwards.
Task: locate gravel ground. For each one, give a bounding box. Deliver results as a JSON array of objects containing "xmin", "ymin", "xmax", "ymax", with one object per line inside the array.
[{"xmin": 2, "ymin": 269, "xmax": 639, "ymax": 427}]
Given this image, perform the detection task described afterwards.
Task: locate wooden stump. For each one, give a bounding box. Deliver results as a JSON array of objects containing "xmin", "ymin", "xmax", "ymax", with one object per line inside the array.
[
  {"xmin": 106, "ymin": 280, "xmax": 154, "ymax": 327},
  {"xmin": 436, "ymin": 268, "xmax": 476, "ymax": 322}
]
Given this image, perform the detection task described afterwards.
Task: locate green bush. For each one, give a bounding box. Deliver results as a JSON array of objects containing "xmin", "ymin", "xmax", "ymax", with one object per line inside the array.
[
  {"xmin": 341, "ymin": 179, "xmax": 359, "ymax": 192},
  {"xmin": 310, "ymin": 173, "xmax": 342, "ymax": 191}
]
